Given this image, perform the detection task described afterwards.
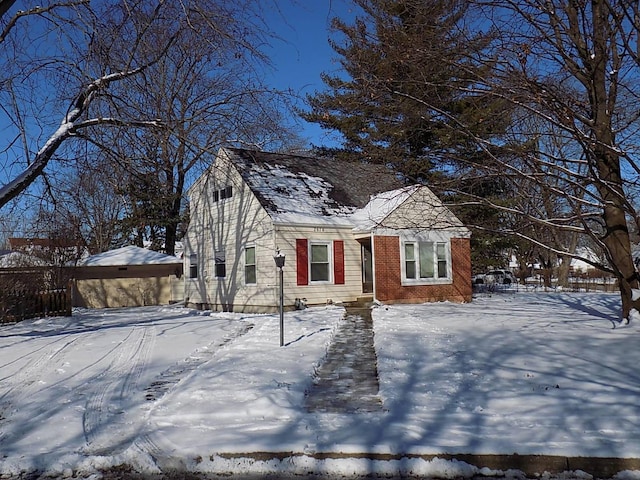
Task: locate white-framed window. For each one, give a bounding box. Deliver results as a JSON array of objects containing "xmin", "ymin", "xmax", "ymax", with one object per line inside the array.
[
  {"xmin": 212, "ymin": 185, "xmax": 233, "ymax": 202},
  {"xmin": 244, "ymin": 246, "xmax": 256, "ymax": 284},
  {"xmin": 402, "ymin": 241, "xmax": 451, "ymax": 283},
  {"xmin": 189, "ymin": 253, "xmax": 198, "ymax": 278},
  {"xmin": 214, "ymin": 249, "xmax": 226, "ymax": 278},
  {"xmin": 310, "ymin": 242, "xmax": 331, "ymax": 282}
]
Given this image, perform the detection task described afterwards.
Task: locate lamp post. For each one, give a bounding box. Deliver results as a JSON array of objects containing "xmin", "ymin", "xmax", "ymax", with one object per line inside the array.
[{"xmin": 274, "ymin": 250, "xmax": 286, "ymax": 346}]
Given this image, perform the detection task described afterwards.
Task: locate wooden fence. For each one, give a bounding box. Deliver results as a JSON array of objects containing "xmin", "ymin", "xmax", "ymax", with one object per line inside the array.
[
  {"xmin": 1, "ymin": 286, "xmax": 71, "ymax": 324},
  {"xmin": 0, "ymin": 268, "xmax": 72, "ymax": 323}
]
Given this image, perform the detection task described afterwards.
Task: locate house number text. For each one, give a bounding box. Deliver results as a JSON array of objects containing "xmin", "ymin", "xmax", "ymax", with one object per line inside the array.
[{"xmin": 314, "ymin": 227, "xmax": 325, "ymax": 232}]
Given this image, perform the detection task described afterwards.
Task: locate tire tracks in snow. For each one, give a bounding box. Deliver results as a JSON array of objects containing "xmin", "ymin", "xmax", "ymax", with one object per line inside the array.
[
  {"xmin": 82, "ymin": 325, "xmax": 156, "ymax": 455},
  {"xmin": 131, "ymin": 320, "xmax": 254, "ymax": 469},
  {"xmin": 143, "ymin": 321, "xmax": 254, "ymax": 402},
  {"xmin": 0, "ymin": 335, "xmax": 80, "ymax": 442}
]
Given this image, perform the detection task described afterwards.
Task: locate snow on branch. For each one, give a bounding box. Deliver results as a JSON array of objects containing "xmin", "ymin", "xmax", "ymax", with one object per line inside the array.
[
  {"xmin": 0, "ymin": 65, "xmax": 169, "ymax": 209},
  {"xmin": 0, "ymin": 1, "xmax": 89, "ymax": 44}
]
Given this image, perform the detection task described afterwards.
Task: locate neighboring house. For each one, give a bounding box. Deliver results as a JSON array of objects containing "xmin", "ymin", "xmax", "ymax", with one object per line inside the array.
[
  {"xmin": 570, "ymin": 246, "xmax": 601, "ymax": 274},
  {"xmin": 0, "ymin": 250, "xmax": 49, "ymax": 268},
  {"xmin": 0, "ymin": 250, "xmax": 57, "ymax": 289},
  {"xmin": 72, "ymin": 246, "xmax": 183, "ymax": 308},
  {"xmin": 0, "ymin": 250, "xmax": 71, "ymax": 322},
  {"xmin": 183, "ymin": 147, "xmax": 471, "ymax": 313},
  {"xmin": 8, "ymin": 237, "xmax": 87, "ymax": 266}
]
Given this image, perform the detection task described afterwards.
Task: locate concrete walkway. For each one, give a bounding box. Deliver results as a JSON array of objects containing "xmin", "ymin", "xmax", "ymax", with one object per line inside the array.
[{"xmin": 303, "ymin": 303, "xmax": 383, "ymax": 413}]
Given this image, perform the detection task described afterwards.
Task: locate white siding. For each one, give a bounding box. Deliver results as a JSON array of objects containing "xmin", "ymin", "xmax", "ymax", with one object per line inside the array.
[
  {"xmin": 383, "ymin": 186, "xmax": 469, "ymax": 234},
  {"xmin": 184, "ymin": 153, "xmax": 276, "ymax": 311},
  {"xmin": 274, "ymin": 225, "xmax": 364, "ymax": 307}
]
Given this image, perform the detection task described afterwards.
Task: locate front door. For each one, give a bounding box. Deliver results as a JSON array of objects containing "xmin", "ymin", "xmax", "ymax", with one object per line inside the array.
[{"xmin": 360, "ymin": 239, "xmax": 373, "ymax": 294}]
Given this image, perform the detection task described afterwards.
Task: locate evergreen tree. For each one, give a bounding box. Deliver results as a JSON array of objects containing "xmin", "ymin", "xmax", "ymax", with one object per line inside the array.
[
  {"xmin": 303, "ymin": 0, "xmax": 508, "ymax": 182},
  {"xmin": 305, "ymin": 0, "xmax": 518, "ymax": 269}
]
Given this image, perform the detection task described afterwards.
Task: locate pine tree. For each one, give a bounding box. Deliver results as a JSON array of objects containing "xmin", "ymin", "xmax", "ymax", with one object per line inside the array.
[{"xmin": 304, "ymin": 0, "xmax": 508, "ymax": 182}]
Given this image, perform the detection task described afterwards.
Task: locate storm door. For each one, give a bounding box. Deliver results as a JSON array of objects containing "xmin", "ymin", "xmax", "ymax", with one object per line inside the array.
[{"xmin": 360, "ymin": 239, "xmax": 373, "ymax": 294}]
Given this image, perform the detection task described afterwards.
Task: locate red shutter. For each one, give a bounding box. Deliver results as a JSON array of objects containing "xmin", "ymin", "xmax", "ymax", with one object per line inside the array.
[
  {"xmin": 334, "ymin": 240, "xmax": 345, "ymax": 285},
  {"xmin": 296, "ymin": 239, "xmax": 308, "ymax": 285}
]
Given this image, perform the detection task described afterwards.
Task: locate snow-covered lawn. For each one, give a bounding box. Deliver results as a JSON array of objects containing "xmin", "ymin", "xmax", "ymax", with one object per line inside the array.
[{"xmin": 0, "ymin": 292, "xmax": 639, "ymax": 478}]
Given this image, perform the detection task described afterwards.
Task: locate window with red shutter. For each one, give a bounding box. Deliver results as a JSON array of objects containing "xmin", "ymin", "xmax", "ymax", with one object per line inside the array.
[
  {"xmin": 296, "ymin": 239, "xmax": 308, "ymax": 285},
  {"xmin": 333, "ymin": 240, "xmax": 345, "ymax": 285}
]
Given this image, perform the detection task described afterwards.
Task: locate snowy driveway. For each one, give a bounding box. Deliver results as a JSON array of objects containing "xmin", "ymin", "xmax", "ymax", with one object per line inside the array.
[{"xmin": 0, "ymin": 305, "xmax": 342, "ymax": 476}]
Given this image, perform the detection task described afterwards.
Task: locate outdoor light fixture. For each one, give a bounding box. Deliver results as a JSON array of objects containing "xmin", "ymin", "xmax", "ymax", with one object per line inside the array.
[
  {"xmin": 274, "ymin": 250, "xmax": 285, "ymax": 346},
  {"xmin": 274, "ymin": 250, "xmax": 286, "ymax": 269}
]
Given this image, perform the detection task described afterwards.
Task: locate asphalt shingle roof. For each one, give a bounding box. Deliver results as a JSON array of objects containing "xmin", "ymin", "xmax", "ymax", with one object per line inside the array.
[{"xmin": 224, "ymin": 148, "xmax": 404, "ymax": 218}]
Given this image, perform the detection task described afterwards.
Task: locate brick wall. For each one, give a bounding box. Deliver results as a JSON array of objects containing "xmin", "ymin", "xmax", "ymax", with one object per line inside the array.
[{"xmin": 374, "ymin": 236, "xmax": 472, "ymax": 304}]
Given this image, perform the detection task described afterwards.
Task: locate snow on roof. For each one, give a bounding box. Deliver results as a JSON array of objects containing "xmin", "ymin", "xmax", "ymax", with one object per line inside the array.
[
  {"xmin": 245, "ymin": 163, "xmax": 356, "ymax": 225},
  {"xmin": 225, "ymin": 148, "xmax": 404, "ymax": 225},
  {"xmin": 218, "ymin": 148, "xmax": 466, "ymax": 232},
  {"xmin": 570, "ymin": 246, "xmax": 601, "ymax": 272},
  {"xmin": 80, "ymin": 246, "xmax": 182, "ymax": 267},
  {"xmin": 0, "ymin": 251, "xmax": 50, "ymax": 268},
  {"xmin": 350, "ymin": 185, "xmax": 419, "ymax": 231}
]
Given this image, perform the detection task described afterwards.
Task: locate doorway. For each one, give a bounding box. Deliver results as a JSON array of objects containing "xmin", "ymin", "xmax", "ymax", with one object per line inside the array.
[{"xmin": 359, "ymin": 239, "xmax": 373, "ymax": 294}]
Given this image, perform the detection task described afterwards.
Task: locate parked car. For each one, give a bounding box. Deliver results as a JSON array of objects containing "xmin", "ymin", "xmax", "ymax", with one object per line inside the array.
[{"xmin": 473, "ymin": 269, "xmax": 516, "ymax": 285}]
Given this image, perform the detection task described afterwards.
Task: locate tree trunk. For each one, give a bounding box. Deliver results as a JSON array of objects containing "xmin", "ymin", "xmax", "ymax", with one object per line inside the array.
[
  {"xmin": 557, "ymin": 233, "xmax": 578, "ymax": 289},
  {"xmin": 165, "ymin": 222, "xmax": 177, "ymax": 257},
  {"xmin": 557, "ymin": 256, "xmax": 570, "ymax": 288},
  {"xmin": 593, "ymin": 126, "xmax": 639, "ymax": 320},
  {"xmin": 601, "ymin": 203, "xmax": 640, "ymax": 320},
  {"xmin": 590, "ymin": 0, "xmax": 640, "ymax": 321}
]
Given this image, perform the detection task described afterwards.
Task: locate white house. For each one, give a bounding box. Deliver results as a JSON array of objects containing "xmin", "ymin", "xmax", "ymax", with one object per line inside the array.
[{"xmin": 183, "ymin": 148, "xmax": 471, "ymax": 312}]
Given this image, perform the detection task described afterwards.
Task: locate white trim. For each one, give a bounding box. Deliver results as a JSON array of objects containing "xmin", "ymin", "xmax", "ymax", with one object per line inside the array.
[
  {"xmin": 370, "ymin": 233, "xmax": 377, "ymax": 299},
  {"xmin": 272, "ymin": 220, "xmax": 355, "ymax": 229},
  {"xmin": 399, "ymin": 238, "xmax": 453, "ymax": 286},
  {"xmin": 244, "ymin": 244, "xmax": 257, "ymax": 285},
  {"xmin": 308, "ymin": 240, "xmax": 333, "ymax": 284}
]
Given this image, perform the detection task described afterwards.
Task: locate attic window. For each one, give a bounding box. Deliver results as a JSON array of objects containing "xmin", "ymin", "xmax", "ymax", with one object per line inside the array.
[
  {"xmin": 212, "ymin": 185, "xmax": 232, "ymax": 202},
  {"xmin": 220, "ymin": 185, "xmax": 233, "ymax": 199}
]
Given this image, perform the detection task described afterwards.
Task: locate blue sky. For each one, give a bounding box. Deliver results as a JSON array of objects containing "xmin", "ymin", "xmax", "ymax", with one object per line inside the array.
[
  {"xmin": 0, "ymin": 0, "xmax": 357, "ymax": 218},
  {"xmin": 262, "ymin": 0, "xmax": 358, "ymax": 148}
]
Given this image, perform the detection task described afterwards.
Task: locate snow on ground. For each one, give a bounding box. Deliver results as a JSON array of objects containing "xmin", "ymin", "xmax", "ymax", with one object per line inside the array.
[
  {"xmin": 0, "ymin": 292, "xmax": 639, "ymax": 478},
  {"xmin": 374, "ymin": 294, "xmax": 640, "ymax": 458}
]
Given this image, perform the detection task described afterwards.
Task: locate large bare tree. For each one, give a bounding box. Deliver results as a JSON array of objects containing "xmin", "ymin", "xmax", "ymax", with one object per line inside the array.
[
  {"xmin": 81, "ymin": 0, "xmax": 298, "ymax": 256},
  {"xmin": 465, "ymin": 0, "xmax": 640, "ymax": 320},
  {"xmin": 306, "ymin": 0, "xmax": 640, "ymax": 320},
  {"xmin": 0, "ymin": 1, "xmax": 171, "ymax": 209},
  {"xmin": 0, "ymin": 0, "xmax": 295, "ymax": 226}
]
